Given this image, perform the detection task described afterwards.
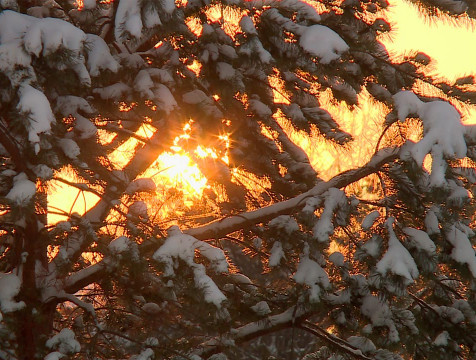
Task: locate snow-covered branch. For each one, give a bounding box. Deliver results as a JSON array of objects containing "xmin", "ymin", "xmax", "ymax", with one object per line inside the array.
[
  {"xmin": 193, "ymin": 305, "xmax": 309, "ymax": 358},
  {"xmin": 183, "ymin": 147, "xmax": 398, "ymax": 241},
  {"xmin": 63, "ymin": 147, "xmax": 398, "ymax": 294}
]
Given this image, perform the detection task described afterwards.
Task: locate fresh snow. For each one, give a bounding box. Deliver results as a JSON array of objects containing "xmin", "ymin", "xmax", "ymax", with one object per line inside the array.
[
  {"xmin": 394, "ymin": 91, "xmax": 467, "ymax": 180},
  {"xmin": 183, "ymin": 90, "xmax": 209, "ymax": 105},
  {"xmin": 153, "ymin": 226, "xmax": 228, "ymax": 307},
  {"xmin": 58, "ymin": 139, "xmax": 81, "ymax": 159},
  {"xmin": 361, "ymin": 210, "xmax": 380, "ymax": 230},
  {"xmin": 248, "ymin": 99, "xmax": 272, "ymax": 117},
  {"xmin": 85, "ymin": 34, "xmax": 120, "ymax": 76},
  {"xmin": 154, "ymin": 84, "xmax": 177, "ymax": 113},
  {"xmin": 433, "ymin": 331, "xmax": 450, "ymax": 346},
  {"xmin": 402, "ymin": 227, "xmax": 436, "ymax": 255},
  {"xmin": 239, "ymin": 16, "xmax": 257, "ymax": 35},
  {"xmin": 6, "ymin": 173, "xmax": 36, "ymax": 206},
  {"xmin": 250, "ymin": 301, "xmax": 271, "ymax": 315},
  {"xmin": 293, "ymin": 244, "xmax": 330, "ymax": 302},
  {"xmin": 361, "ymin": 235, "xmax": 382, "ymax": 258},
  {"xmin": 360, "ymin": 294, "xmax": 399, "ymax": 342},
  {"xmin": 108, "ymin": 236, "xmax": 132, "ymax": 254},
  {"xmin": 446, "ymin": 225, "xmax": 476, "ymax": 277},
  {"xmin": 313, "ymin": 188, "xmax": 347, "ymax": 242},
  {"xmin": 425, "ymin": 207, "xmax": 440, "ymax": 235},
  {"xmin": 17, "ymin": 84, "xmax": 54, "ymax": 151},
  {"xmin": 115, "ymin": 0, "xmax": 143, "ymax": 40},
  {"xmin": 299, "ymin": 25, "xmax": 349, "ymax": 64},
  {"xmin": 0, "ymin": 272, "xmax": 26, "ymax": 313},
  {"xmin": 268, "ymin": 215, "xmax": 299, "ymax": 234},
  {"xmin": 125, "ymin": 178, "xmax": 157, "ymax": 195},
  {"xmin": 128, "ymin": 201, "xmax": 149, "ymax": 219},
  {"xmin": 45, "ymin": 328, "xmax": 80, "ymax": 355},
  {"xmin": 268, "ymin": 241, "xmax": 284, "ymax": 267},
  {"xmin": 216, "ymin": 62, "xmax": 235, "ymax": 80},
  {"xmin": 347, "ymin": 336, "xmax": 377, "ymax": 353},
  {"xmin": 376, "ymin": 218, "xmax": 419, "ymax": 286}
]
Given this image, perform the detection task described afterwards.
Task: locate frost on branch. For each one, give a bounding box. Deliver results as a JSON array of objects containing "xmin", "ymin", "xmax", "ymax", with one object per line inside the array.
[{"xmin": 153, "ymin": 226, "xmax": 229, "ymax": 307}]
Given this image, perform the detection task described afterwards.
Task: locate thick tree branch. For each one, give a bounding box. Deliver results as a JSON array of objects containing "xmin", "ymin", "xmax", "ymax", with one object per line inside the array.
[{"xmin": 63, "ymin": 147, "xmax": 399, "ymax": 294}]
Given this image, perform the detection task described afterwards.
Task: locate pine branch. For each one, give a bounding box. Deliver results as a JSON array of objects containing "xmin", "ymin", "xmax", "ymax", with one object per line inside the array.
[{"xmin": 62, "ymin": 147, "xmax": 399, "ymax": 294}]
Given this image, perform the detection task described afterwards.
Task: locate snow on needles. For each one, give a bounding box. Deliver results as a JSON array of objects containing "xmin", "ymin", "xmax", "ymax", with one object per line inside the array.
[
  {"xmin": 0, "ymin": 272, "xmax": 26, "ymax": 314},
  {"xmin": 6, "ymin": 173, "xmax": 36, "ymax": 207},
  {"xmin": 153, "ymin": 226, "xmax": 229, "ymax": 307},
  {"xmin": 17, "ymin": 84, "xmax": 54, "ymax": 152},
  {"xmin": 446, "ymin": 225, "xmax": 476, "ymax": 277},
  {"xmin": 299, "ymin": 25, "xmax": 349, "ymax": 64},
  {"xmin": 393, "ymin": 91, "xmax": 467, "ymax": 186},
  {"xmin": 293, "ymin": 244, "xmax": 330, "ymax": 302},
  {"xmin": 376, "ymin": 218, "xmax": 419, "ymax": 287}
]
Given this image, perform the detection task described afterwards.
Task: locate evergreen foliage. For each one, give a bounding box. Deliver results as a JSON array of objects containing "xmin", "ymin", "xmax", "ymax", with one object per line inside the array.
[{"xmin": 0, "ymin": 0, "xmax": 476, "ymax": 359}]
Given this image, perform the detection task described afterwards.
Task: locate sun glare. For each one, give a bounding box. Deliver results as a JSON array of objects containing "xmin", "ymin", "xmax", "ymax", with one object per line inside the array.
[{"xmin": 143, "ymin": 152, "xmax": 208, "ymax": 197}]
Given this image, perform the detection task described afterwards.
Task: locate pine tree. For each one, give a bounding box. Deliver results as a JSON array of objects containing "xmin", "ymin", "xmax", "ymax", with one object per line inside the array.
[{"xmin": 1, "ymin": 0, "xmax": 476, "ymax": 359}]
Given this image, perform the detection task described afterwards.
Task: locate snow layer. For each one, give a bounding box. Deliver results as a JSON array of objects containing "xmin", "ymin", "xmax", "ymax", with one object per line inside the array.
[
  {"xmin": 58, "ymin": 139, "xmax": 80, "ymax": 159},
  {"xmin": 17, "ymin": 84, "xmax": 54, "ymax": 150},
  {"xmin": 108, "ymin": 236, "xmax": 131, "ymax": 254},
  {"xmin": 299, "ymin": 25, "xmax": 349, "ymax": 64},
  {"xmin": 446, "ymin": 226, "xmax": 476, "ymax": 277},
  {"xmin": 249, "ymin": 99, "xmax": 272, "ymax": 117},
  {"xmin": 347, "ymin": 336, "xmax": 377, "ymax": 354},
  {"xmin": 239, "ymin": 16, "xmax": 257, "ymax": 35},
  {"xmin": 402, "ymin": 227, "xmax": 436, "ymax": 255},
  {"xmin": 268, "ymin": 215, "xmax": 299, "ymax": 234},
  {"xmin": 115, "ymin": 0, "xmax": 142, "ymax": 40},
  {"xmin": 361, "ymin": 210, "xmax": 380, "ymax": 230},
  {"xmin": 313, "ymin": 188, "xmax": 347, "ymax": 242},
  {"xmin": 216, "ymin": 62, "xmax": 235, "ymax": 80},
  {"xmin": 6, "ymin": 173, "xmax": 36, "ymax": 206},
  {"xmin": 0, "ymin": 272, "xmax": 26, "ymax": 313},
  {"xmin": 153, "ymin": 226, "xmax": 228, "ymax": 307},
  {"xmin": 361, "ymin": 295, "xmax": 399, "ymax": 343},
  {"xmin": 125, "ymin": 178, "xmax": 157, "ymax": 195},
  {"xmin": 85, "ymin": 34, "xmax": 120, "ymax": 76},
  {"xmin": 393, "ymin": 91, "xmax": 467, "ymax": 178},
  {"xmin": 425, "ymin": 208, "xmax": 440, "ymax": 235},
  {"xmin": 268, "ymin": 241, "xmax": 284, "ymax": 267},
  {"xmin": 293, "ymin": 244, "xmax": 329, "ymax": 302},
  {"xmin": 376, "ymin": 218, "xmax": 419, "ymax": 286},
  {"xmin": 45, "ymin": 328, "xmax": 80, "ymax": 354},
  {"xmin": 23, "ymin": 17, "xmax": 85, "ymax": 56},
  {"xmin": 250, "ymin": 301, "xmax": 271, "ymax": 316}
]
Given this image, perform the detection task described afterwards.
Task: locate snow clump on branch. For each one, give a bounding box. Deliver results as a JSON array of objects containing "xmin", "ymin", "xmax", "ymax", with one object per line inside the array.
[{"xmin": 153, "ymin": 226, "xmax": 229, "ymax": 307}]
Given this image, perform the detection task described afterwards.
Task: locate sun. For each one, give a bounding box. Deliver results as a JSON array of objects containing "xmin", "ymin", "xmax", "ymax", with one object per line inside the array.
[{"xmin": 144, "ymin": 151, "xmax": 209, "ymax": 197}]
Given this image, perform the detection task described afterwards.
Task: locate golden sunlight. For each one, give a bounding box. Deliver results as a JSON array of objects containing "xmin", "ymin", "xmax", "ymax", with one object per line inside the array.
[
  {"xmin": 382, "ymin": 0, "xmax": 476, "ymax": 83},
  {"xmin": 49, "ymin": 0, "xmax": 476, "ymax": 225},
  {"xmin": 143, "ymin": 151, "xmax": 208, "ymax": 198}
]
